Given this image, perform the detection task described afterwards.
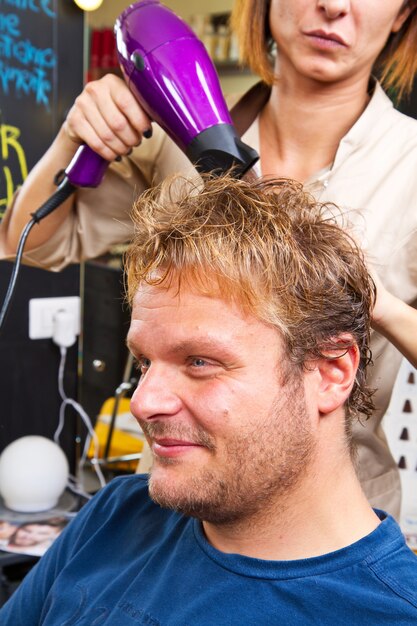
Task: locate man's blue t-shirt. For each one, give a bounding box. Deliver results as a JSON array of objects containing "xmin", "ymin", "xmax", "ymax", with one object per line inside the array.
[{"xmin": 1, "ymin": 474, "xmax": 417, "ymax": 625}]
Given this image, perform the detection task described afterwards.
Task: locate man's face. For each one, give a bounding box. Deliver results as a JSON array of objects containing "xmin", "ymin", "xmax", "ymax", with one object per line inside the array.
[{"xmin": 128, "ymin": 281, "xmax": 317, "ymax": 524}]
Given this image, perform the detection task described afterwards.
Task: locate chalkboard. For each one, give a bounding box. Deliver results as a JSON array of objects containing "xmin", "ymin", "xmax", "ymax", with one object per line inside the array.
[
  {"xmin": 0, "ymin": 0, "xmax": 84, "ymax": 218},
  {"xmin": 0, "ymin": 1, "xmax": 84, "ymax": 470}
]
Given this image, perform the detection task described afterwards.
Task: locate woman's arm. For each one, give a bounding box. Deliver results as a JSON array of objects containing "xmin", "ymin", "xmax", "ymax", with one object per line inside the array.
[
  {"xmin": 0, "ymin": 74, "xmax": 152, "ymax": 255},
  {"xmin": 371, "ymin": 272, "xmax": 417, "ymax": 369}
]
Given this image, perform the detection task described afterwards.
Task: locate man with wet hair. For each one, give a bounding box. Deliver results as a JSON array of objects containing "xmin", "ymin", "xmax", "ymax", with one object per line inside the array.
[{"xmin": 2, "ymin": 175, "xmax": 416, "ymax": 624}]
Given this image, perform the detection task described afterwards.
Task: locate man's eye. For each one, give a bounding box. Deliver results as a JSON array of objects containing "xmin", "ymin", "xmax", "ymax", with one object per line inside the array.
[
  {"xmin": 188, "ymin": 357, "xmax": 221, "ymax": 377},
  {"xmin": 191, "ymin": 358, "xmax": 207, "ymax": 367}
]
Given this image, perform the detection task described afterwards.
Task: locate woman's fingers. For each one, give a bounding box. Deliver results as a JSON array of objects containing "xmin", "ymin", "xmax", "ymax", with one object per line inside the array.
[{"xmin": 63, "ymin": 74, "xmax": 152, "ymax": 161}]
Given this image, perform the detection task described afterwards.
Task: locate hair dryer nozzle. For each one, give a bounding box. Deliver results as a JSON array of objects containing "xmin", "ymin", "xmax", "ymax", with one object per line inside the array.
[
  {"xmin": 187, "ymin": 124, "xmax": 259, "ymax": 177},
  {"xmin": 116, "ymin": 1, "xmax": 259, "ymax": 177}
]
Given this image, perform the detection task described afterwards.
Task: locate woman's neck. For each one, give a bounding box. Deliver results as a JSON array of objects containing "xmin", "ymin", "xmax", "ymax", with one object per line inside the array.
[{"xmin": 259, "ymin": 71, "xmax": 372, "ymax": 182}]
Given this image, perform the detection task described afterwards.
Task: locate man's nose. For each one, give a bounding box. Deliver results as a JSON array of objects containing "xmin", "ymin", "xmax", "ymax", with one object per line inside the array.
[
  {"xmin": 317, "ymin": 0, "xmax": 350, "ymax": 19},
  {"xmin": 130, "ymin": 365, "xmax": 182, "ymax": 422}
]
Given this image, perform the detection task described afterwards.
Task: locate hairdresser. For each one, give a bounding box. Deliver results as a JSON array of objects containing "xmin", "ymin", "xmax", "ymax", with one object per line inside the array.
[{"xmin": 1, "ymin": 0, "xmax": 417, "ymax": 518}]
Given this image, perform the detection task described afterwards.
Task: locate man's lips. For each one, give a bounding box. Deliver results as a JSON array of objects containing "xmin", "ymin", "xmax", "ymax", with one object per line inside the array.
[
  {"xmin": 304, "ymin": 29, "xmax": 348, "ymax": 47},
  {"xmin": 152, "ymin": 438, "xmax": 206, "ymax": 458}
]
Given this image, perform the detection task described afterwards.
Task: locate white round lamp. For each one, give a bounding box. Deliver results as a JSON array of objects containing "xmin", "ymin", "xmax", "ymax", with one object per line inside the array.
[{"xmin": 0, "ymin": 436, "xmax": 69, "ymax": 512}]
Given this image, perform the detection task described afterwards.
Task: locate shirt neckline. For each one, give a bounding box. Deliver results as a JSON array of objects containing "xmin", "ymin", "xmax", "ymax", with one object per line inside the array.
[
  {"xmin": 193, "ymin": 510, "xmax": 403, "ymax": 580},
  {"xmin": 243, "ymin": 80, "xmax": 393, "ymax": 185}
]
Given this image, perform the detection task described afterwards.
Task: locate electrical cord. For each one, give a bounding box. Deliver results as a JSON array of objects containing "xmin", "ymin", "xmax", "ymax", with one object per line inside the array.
[
  {"xmin": 54, "ymin": 336, "xmax": 106, "ymax": 499},
  {"xmin": 0, "ymin": 216, "xmax": 36, "ymax": 330},
  {"xmin": 0, "ymin": 178, "xmax": 76, "ymax": 333}
]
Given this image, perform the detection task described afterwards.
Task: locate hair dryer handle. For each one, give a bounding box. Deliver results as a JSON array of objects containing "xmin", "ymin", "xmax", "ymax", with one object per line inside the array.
[{"xmin": 65, "ymin": 144, "xmax": 110, "ymax": 188}]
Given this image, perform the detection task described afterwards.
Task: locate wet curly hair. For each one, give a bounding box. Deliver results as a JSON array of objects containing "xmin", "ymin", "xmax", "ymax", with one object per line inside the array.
[{"xmin": 126, "ymin": 174, "xmax": 376, "ymax": 429}]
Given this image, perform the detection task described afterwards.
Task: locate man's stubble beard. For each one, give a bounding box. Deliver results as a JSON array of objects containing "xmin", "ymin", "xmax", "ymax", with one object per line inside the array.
[{"xmin": 143, "ymin": 378, "xmax": 316, "ymax": 525}]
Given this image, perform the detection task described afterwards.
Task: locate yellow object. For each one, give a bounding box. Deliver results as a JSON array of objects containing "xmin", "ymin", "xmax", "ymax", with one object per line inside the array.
[{"xmin": 87, "ymin": 397, "xmax": 144, "ymax": 471}]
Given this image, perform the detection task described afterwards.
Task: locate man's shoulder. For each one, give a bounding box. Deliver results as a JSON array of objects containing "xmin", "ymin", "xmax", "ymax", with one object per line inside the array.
[
  {"xmin": 69, "ymin": 474, "xmax": 181, "ymax": 551},
  {"xmin": 366, "ymin": 530, "xmax": 417, "ymax": 608},
  {"xmin": 350, "ymin": 514, "xmax": 417, "ymax": 613},
  {"xmin": 96, "ymin": 474, "xmax": 156, "ymax": 511}
]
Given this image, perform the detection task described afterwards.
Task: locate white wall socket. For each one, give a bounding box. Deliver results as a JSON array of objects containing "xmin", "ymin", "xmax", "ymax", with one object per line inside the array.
[{"xmin": 29, "ymin": 296, "xmax": 81, "ymax": 340}]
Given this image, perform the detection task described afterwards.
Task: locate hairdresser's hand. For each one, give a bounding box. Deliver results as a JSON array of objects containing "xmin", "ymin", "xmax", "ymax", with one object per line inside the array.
[
  {"xmin": 370, "ymin": 269, "xmax": 417, "ymax": 368},
  {"xmin": 63, "ymin": 73, "xmax": 152, "ymax": 162},
  {"xmin": 370, "ymin": 270, "xmax": 391, "ymax": 330}
]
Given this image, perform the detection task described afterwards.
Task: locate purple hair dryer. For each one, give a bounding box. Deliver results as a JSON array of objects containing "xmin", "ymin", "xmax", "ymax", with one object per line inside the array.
[
  {"xmin": 1, "ymin": 1, "xmax": 260, "ymax": 332},
  {"xmin": 64, "ymin": 0, "xmax": 259, "ymax": 189}
]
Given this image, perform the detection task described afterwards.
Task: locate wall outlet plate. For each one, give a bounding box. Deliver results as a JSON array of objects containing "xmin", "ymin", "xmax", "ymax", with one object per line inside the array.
[{"xmin": 29, "ymin": 296, "xmax": 81, "ymax": 340}]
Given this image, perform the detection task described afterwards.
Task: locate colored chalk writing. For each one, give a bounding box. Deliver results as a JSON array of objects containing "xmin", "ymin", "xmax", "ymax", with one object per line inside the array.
[
  {"xmin": 0, "ymin": 8, "xmax": 56, "ymax": 109},
  {"xmin": 0, "ymin": 122, "xmax": 27, "ymax": 218},
  {"xmin": 0, "ymin": 1, "xmax": 82, "ymax": 222},
  {"xmin": 0, "ymin": 1, "xmax": 55, "ymax": 19}
]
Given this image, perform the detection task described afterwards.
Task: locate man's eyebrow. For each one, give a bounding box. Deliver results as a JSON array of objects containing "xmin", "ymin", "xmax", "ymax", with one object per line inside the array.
[
  {"xmin": 126, "ymin": 335, "xmax": 237, "ymax": 359},
  {"xmin": 169, "ymin": 338, "xmax": 234, "ymax": 356}
]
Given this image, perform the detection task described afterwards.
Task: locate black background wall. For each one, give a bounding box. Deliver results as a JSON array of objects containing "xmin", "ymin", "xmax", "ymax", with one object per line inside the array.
[
  {"xmin": 80, "ymin": 260, "xmax": 131, "ymax": 427},
  {"xmin": 0, "ymin": 2, "xmax": 84, "ymax": 469}
]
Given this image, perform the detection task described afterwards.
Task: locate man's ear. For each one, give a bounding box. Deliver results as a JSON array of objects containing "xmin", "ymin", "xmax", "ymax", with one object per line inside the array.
[{"xmin": 315, "ymin": 339, "xmax": 360, "ymax": 416}]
